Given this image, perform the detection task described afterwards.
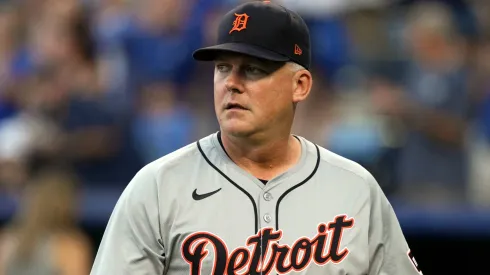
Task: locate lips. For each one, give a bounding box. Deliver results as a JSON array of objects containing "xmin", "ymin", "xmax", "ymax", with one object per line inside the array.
[{"xmin": 225, "ymin": 103, "xmax": 247, "ymax": 110}]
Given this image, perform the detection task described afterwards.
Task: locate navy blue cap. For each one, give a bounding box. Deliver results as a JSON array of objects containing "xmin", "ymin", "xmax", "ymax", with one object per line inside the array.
[{"xmin": 193, "ymin": 1, "xmax": 311, "ymax": 69}]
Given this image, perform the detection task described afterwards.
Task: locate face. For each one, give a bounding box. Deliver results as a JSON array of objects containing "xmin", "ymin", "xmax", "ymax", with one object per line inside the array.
[
  {"xmin": 409, "ymin": 27, "xmax": 440, "ymax": 61},
  {"xmin": 31, "ymin": 18, "xmax": 73, "ymax": 64},
  {"xmin": 213, "ymin": 53, "xmax": 311, "ymax": 137}
]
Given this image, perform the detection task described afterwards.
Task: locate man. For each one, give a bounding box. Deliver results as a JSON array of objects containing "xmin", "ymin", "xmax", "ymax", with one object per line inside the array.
[
  {"xmin": 90, "ymin": 1, "xmax": 423, "ymax": 274},
  {"xmin": 372, "ymin": 1, "xmax": 469, "ymax": 205}
]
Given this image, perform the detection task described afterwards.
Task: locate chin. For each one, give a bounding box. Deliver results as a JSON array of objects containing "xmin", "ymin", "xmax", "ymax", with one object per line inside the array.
[{"xmin": 219, "ymin": 119, "xmax": 256, "ymax": 137}]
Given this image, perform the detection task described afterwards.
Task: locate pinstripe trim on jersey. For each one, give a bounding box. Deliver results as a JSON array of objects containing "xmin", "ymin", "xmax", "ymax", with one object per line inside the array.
[
  {"xmin": 197, "ymin": 140, "xmax": 259, "ymax": 234},
  {"xmin": 275, "ymin": 143, "xmax": 320, "ymax": 230}
]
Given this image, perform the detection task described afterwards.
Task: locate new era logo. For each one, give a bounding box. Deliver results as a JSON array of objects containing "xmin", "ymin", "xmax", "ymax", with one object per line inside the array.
[{"xmin": 294, "ymin": 44, "xmax": 302, "ymax": 55}]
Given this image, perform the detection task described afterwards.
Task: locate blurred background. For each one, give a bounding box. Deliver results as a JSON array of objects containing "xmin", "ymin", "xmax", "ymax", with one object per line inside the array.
[{"xmin": 0, "ymin": 0, "xmax": 488, "ymax": 273}]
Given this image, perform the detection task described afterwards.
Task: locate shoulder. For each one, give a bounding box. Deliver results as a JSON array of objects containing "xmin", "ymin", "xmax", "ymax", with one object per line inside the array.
[
  {"xmin": 120, "ymin": 134, "xmax": 214, "ymax": 198},
  {"xmin": 302, "ymin": 137, "xmax": 378, "ymax": 188},
  {"xmin": 138, "ymin": 135, "xmax": 210, "ymax": 182},
  {"xmin": 143, "ymin": 142, "xmax": 200, "ymax": 176},
  {"xmin": 321, "ymin": 147, "xmax": 373, "ymax": 180},
  {"xmin": 141, "ymin": 132, "xmax": 220, "ymax": 177},
  {"xmin": 307, "ymin": 140, "xmax": 391, "ymax": 207},
  {"xmin": 315, "ymin": 142, "xmax": 386, "ymax": 206},
  {"xmin": 122, "ymin": 143, "xmax": 196, "ymax": 190}
]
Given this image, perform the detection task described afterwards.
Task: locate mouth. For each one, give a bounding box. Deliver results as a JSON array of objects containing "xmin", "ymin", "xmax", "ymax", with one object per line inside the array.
[{"xmin": 225, "ymin": 103, "xmax": 248, "ymax": 110}]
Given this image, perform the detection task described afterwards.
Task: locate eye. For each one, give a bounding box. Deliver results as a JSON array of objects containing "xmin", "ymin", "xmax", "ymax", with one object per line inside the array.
[
  {"xmin": 215, "ymin": 63, "xmax": 231, "ymax": 73},
  {"xmin": 245, "ymin": 65, "xmax": 265, "ymax": 75}
]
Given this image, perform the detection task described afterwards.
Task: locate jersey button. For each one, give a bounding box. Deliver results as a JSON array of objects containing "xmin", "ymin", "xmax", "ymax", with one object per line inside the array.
[
  {"xmin": 263, "ymin": 192, "xmax": 273, "ymax": 201},
  {"xmin": 263, "ymin": 214, "xmax": 272, "ymax": 223}
]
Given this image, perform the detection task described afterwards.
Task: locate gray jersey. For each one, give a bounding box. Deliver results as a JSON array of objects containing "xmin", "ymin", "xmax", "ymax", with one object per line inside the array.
[{"xmin": 90, "ymin": 133, "xmax": 422, "ymax": 275}]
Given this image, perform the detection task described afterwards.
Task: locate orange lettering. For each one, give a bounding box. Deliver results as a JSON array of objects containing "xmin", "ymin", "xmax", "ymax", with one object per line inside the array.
[{"xmin": 229, "ymin": 13, "xmax": 250, "ymax": 34}]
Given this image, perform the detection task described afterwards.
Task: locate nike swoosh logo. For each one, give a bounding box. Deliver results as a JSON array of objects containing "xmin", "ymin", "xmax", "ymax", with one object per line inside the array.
[{"xmin": 192, "ymin": 188, "xmax": 222, "ymax": 201}]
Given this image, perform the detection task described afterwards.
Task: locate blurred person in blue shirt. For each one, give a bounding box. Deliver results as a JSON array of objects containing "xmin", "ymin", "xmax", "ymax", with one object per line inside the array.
[
  {"xmin": 94, "ymin": 0, "xmax": 209, "ymax": 114},
  {"xmin": 131, "ymin": 80, "xmax": 196, "ymax": 163},
  {"xmin": 474, "ymin": 37, "xmax": 490, "ymax": 144},
  {"xmin": 56, "ymin": 6, "xmax": 143, "ymax": 185},
  {"xmin": 0, "ymin": 3, "xmax": 142, "ymax": 187},
  {"xmin": 371, "ymin": 2, "xmax": 470, "ymax": 204},
  {"xmin": 0, "ymin": 2, "xmax": 25, "ymax": 122},
  {"xmin": 480, "ymin": 90, "xmax": 490, "ymax": 143}
]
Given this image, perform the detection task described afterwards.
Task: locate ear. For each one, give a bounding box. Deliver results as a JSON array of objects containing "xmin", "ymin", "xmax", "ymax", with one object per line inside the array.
[{"xmin": 292, "ymin": 69, "xmax": 313, "ymax": 104}]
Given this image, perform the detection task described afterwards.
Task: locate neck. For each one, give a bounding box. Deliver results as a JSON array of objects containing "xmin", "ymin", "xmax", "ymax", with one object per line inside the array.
[{"xmin": 220, "ymin": 130, "xmax": 301, "ymax": 180}]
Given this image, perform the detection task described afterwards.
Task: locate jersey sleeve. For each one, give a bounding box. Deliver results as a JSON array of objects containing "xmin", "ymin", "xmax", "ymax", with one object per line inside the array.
[
  {"xmin": 90, "ymin": 164, "xmax": 165, "ymax": 275},
  {"xmin": 366, "ymin": 173, "xmax": 423, "ymax": 275}
]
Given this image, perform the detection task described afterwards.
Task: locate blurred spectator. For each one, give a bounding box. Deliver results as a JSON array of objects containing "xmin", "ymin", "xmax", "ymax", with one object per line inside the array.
[
  {"xmin": 371, "ymin": 1, "xmax": 470, "ymax": 204},
  {"xmin": 1, "ymin": 3, "xmax": 490, "ymax": 271},
  {"xmin": 95, "ymin": 0, "xmax": 208, "ymax": 113},
  {"xmin": 479, "ymin": 92, "xmax": 490, "ymax": 145},
  {"xmin": 468, "ymin": 35, "xmax": 490, "ymax": 205},
  {"xmin": 92, "ymin": 0, "xmax": 132, "ymax": 114},
  {"xmin": 473, "ymin": 37, "xmax": 490, "ymax": 141},
  {"xmin": 0, "ymin": 4, "xmax": 141, "ymax": 190},
  {"xmin": 55, "ymin": 7, "xmax": 128, "ymax": 185},
  {"xmin": 324, "ymin": 67, "xmax": 386, "ymax": 176},
  {"xmin": 0, "ymin": 165, "xmax": 92, "ymax": 275},
  {"xmin": 0, "ymin": 3, "xmax": 22, "ymax": 122},
  {"xmin": 468, "ymin": 92, "xmax": 490, "ymax": 206},
  {"xmin": 0, "ymin": 66, "xmax": 64, "ymax": 193},
  {"xmin": 132, "ymin": 81, "xmax": 196, "ymax": 163},
  {"xmin": 277, "ymin": 0, "xmax": 389, "ymax": 18}
]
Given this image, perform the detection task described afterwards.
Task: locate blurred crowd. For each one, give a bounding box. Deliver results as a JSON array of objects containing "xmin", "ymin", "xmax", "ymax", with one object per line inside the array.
[
  {"xmin": 0, "ymin": 0, "xmax": 489, "ymax": 273},
  {"xmin": 0, "ymin": 0, "xmax": 488, "ymax": 195},
  {"xmin": 0, "ymin": 0, "xmax": 489, "ymax": 202}
]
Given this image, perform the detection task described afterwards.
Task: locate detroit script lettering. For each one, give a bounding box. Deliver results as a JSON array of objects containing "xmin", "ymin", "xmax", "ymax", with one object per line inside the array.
[{"xmin": 181, "ymin": 215, "xmax": 354, "ymax": 275}]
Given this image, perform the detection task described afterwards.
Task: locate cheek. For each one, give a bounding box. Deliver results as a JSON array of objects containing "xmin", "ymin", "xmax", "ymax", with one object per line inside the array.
[
  {"xmin": 262, "ymin": 79, "xmax": 291, "ymax": 104},
  {"xmin": 213, "ymin": 80, "xmax": 226, "ymax": 108},
  {"xmin": 253, "ymin": 85, "xmax": 290, "ymax": 117}
]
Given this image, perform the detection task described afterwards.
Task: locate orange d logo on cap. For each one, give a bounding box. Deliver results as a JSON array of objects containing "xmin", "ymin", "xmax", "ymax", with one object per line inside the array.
[{"xmin": 229, "ymin": 13, "xmax": 249, "ymax": 34}]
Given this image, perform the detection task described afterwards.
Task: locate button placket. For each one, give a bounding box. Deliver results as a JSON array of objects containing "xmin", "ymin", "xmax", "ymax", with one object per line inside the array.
[
  {"xmin": 259, "ymin": 188, "xmax": 275, "ymax": 228},
  {"xmin": 263, "ymin": 214, "xmax": 272, "ymax": 223},
  {"xmin": 263, "ymin": 192, "xmax": 273, "ymax": 201}
]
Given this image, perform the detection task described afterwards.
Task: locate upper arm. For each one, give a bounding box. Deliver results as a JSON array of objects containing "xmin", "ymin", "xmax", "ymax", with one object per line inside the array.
[
  {"xmin": 0, "ymin": 230, "xmax": 16, "ymax": 275},
  {"xmin": 367, "ymin": 173, "xmax": 423, "ymax": 275},
  {"xmin": 0, "ymin": 231, "xmax": 9, "ymax": 275},
  {"xmin": 90, "ymin": 165, "xmax": 165, "ymax": 275},
  {"xmin": 55, "ymin": 232, "xmax": 93, "ymax": 275}
]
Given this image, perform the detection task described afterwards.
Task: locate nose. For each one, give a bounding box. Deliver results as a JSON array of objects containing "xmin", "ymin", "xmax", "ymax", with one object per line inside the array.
[{"xmin": 224, "ymin": 70, "xmax": 244, "ymax": 94}]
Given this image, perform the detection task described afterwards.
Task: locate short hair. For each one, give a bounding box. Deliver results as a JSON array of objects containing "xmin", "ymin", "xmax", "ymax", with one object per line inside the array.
[{"xmin": 287, "ymin": 62, "xmax": 306, "ymax": 73}]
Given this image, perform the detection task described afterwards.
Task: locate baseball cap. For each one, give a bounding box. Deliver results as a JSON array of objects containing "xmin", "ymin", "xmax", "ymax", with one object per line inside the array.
[{"xmin": 192, "ymin": 1, "xmax": 311, "ymax": 69}]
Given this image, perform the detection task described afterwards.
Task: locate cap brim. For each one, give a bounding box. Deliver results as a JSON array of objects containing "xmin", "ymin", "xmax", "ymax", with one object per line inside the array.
[{"xmin": 193, "ymin": 42, "xmax": 289, "ymax": 63}]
